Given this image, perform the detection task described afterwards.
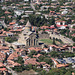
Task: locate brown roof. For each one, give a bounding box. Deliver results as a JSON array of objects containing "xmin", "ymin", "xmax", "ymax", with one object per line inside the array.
[
  {"xmin": 0, "ymin": 34, "xmax": 7, "ymax": 37},
  {"xmin": 9, "ymin": 22, "xmax": 15, "ymax": 25},
  {"xmin": 40, "ymin": 62, "xmax": 46, "ymax": 65},
  {"xmin": 24, "ymin": 58, "xmax": 40, "ymax": 65},
  {"xmin": 5, "ymin": 11, "xmax": 11, "ymax": 14},
  {"xmin": 33, "ymin": 54, "xmax": 42, "ymax": 58},
  {"xmin": 28, "ymin": 47, "xmax": 42, "ymax": 52},
  {"xmin": 0, "ymin": 52, "xmax": 6, "ymax": 61},
  {"xmin": 0, "ymin": 62, "xmax": 5, "ymax": 67},
  {"xmin": 56, "ymin": 64, "xmax": 69, "ymax": 68},
  {"xmin": 7, "ymin": 52, "xmax": 18, "ymax": 60},
  {"xmin": 23, "ymin": 56, "xmax": 29, "ymax": 60},
  {"xmin": 0, "ymin": 68, "xmax": 7, "ymax": 71},
  {"xmin": 7, "ymin": 60, "xmax": 21, "ymax": 67},
  {"xmin": 0, "ymin": 46, "xmax": 9, "ymax": 50}
]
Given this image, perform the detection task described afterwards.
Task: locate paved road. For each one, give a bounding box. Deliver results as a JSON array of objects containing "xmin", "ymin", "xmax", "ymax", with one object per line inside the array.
[
  {"xmin": 6, "ymin": 66, "xmax": 18, "ymax": 75},
  {"xmin": 30, "ymin": 3, "xmax": 36, "ymax": 11},
  {"xmin": 0, "ymin": 21, "xmax": 7, "ymax": 28}
]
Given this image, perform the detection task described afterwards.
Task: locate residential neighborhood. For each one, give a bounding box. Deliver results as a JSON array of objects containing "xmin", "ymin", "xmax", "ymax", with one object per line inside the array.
[{"xmin": 0, "ymin": 0, "xmax": 75, "ymax": 75}]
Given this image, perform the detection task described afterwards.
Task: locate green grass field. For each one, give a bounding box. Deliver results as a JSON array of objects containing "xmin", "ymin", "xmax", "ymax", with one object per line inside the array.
[
  {"xmin": 39, "ymin": 39, "xmax": 53, "ymax": 45},
  {"xmin": 39, "ymin": 39, "xmax": 60, "ymax": 45}
]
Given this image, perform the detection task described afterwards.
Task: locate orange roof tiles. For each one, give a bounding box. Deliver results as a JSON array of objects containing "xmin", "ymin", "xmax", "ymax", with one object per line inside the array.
[
  {"xmin": 40, "ymin": 26, "xmax": 49, "ymax": 29},
  {"xmin": 0, "ymin": 34, "xmax": 7, "ymax": 37},
  {"xmin": 9, "ymin": 29, "xmax": 22, "ymax": 32},
  {"xmin": 28, "ymin": 47, "xmax": 42, "ymax": 52},
  {"xmin": 33, "ymin": 54, "xmax": 42, "ymax": 58},
  {"xmin": 0, "ymin": 52, "xmax": 6, "ymax": 61},
  {"xmin": 56, "ymin": 64, "xmax": 69, "ymax": 68},
  {"xmin": 5, "ymin": 11, "xmax": 11, "ymax": 14},
  {"xmin": 7, "ymin": 52, "xmax": 18, "ymax": 60},
  {"xmin": 0, "ymin": 62, "xmax": 5, "ymax": 67},
  {"xmin": 40, "ymin": 62, "xmax": 46, "ymax": 65},
  {"xmin": 7, "ymin": 60, "xmax": 21, "ymax": 67},
  {"xmin": 72, "ymin": 72, "xmax": 75, "ymax": 75},
  {"xmin": 51, "ymin": 58, "xmax": 58, "ymax": 65},
  {"xmin": 0, "ymin": 46, "xmax": 9, "ymax": 50},
  {"xmin": 9, "ymin": 22, "xmax": 15, "ymax": 25},
  {"xmin": 24, "ymin": 58, "xmax": 40, "ymax": 65},
  {"xmin": 0, "ymin": 68, "xmax": 7, "ymax": 71},
  {"xmin": 23, "ymin": 56, "xmax": 29, "ymax": 60}
]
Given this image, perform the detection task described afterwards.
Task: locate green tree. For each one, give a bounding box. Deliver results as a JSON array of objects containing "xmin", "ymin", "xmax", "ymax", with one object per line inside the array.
[
  {"xmin": 72, "ymin": 37, "xmax": 75, "ymax": 42},
  {"xmin": 28, "ymin": 50, "xmax": 37, "ymax": 58},
  {"xmin": 4, "ymin": 28, "xmax": 10, "ymax": 31},
  {"xmin": 49, "ymin": 51, "xmax": 59, "ymax": 58},
  {"xmin": 72, "ymin": 26, "xmax": 75, "ymax": 29},
  {"xmin": 5, "ymin": 37, "xmax": 12, "ymax": 43},
  {"xmin": 53, "ymin": 37, "xmax": 56, "ymax": 45},
  {"xmin": 44, "ymin": 58, "xmax": 53, "ymax": 66},
  {"xmin": 65, "ymin": 71, "xmax": 72, "ymax": 75},
  {"xmin": 38, "ymin": 56, "xmax": 45, "ymax": 62},
  {"xmin": 49, "ymin": 16, "xmax": 55, "ymax": 25},
  {"xmin": 73, "ymin": 43, "xmax": 75, "ymax": 46},
  {"xmin": 67, "ymin": 19, "xmax": 72, "ymax": 24},
  {"xmin": 16, "ymin": 56, "xmax": 24, "ymax": 64},
  {"xmin": 39, "ymin": 70, "xmax": 47, "ymax": 75}
]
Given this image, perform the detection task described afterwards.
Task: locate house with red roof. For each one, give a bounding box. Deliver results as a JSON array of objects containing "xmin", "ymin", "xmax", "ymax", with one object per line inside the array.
[
  {"xmin": 9, "ymin": 29, "xmax": 23, "ymax": 33},
  {"xmin": 55, "ymin": 20, "xmax": 66, "ymax": 25},
  {"xmin": 7, "ymin": 52, "xmax": 18, "ymax": 61},
  {"xmin": 7, "ymin": 60, "xmax": 21, "ymax": 67},
  {"xmin": 28, "ymin": 47, "xmax": 42, "ymax": 53},
  {"xmin": 43, "ymin": 64, "xmax": 50, "ymax": 71},
  {"xmin": 0, "ymin": 52, "xmax": 6, "ymax": 62},
  {"xmin": 0, "ymin": 68, "xmax": 8, "ymax": 75},
  {"xmin": 23, "ymin": 56, "xmax": 30, "ymax": 61},
  {"xmin": 24, "ymin": 58, "xmax": 40, "ymax": 66},
  {"xmin": 33, "ymin": 54, "xmax": 42, "ymax": 58},
  {"xmin": 0, "ymin": 62, "xmax": 5, "ymax": 67},
  {"xmin": 5, "ymin": 11, "xmax": 11, "ymax": 14},
  {"xmin": 40, "ymin": 26, "xmax": 49, "ymax": 29},
  {"xmin": 9, "ymin": 22, "xmax": 16, "ymax": 25},
  {"xmin": 51, "ymin": 58, "xmax": 69, "ymax": 68},
  {"xmin": 72, "ymin": 33, "xmax": 75, "ymax": 37}
]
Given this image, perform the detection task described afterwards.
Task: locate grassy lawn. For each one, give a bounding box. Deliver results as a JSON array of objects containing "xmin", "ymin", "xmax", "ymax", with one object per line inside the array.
[
  {"xmin": 39, "ymin": 39, "xmax": 53, "ymax": 45},
  {"xmin": 39, "ymin": 39, "xmax": 60, "ymax": 45}
]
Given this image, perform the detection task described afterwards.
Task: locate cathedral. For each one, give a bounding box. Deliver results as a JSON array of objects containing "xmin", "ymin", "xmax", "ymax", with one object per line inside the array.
[{"xmin": 18, "ymin": 21, "xmax": 38, "ymax": 47}]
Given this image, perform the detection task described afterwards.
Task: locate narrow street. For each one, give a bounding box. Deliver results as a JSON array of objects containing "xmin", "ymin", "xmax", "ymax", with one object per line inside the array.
[
  {"xmin": 0, "ymin": 21, "xmax": 7, "ymax": 28},
  {"xmin": 6, "ymin": 66, "xmax": 18, "ymax": 75},
  {"xmin": 30, "ymin": 3, "xmax": 36, "ymax": 11}
]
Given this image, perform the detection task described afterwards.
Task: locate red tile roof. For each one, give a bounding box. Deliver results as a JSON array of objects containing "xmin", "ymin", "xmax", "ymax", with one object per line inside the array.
[
  {"xmin": 5, "ymin": 11, "xmax": 11, "ymax": 14},
  {"xmin": 28, "ymin": 47, "xmax": 42, "ymax": 52},
  {"xmin": 56, "ymin": 64, "xmax": 69, "ymax": 68},
  {"xmin": 9, "ymin": 22, "xmax": 15, "ymax": 25},
  {"xmin": 0, "ymin": 52, "xmax": 6, "ymax": 61},
  {"xmin": 7, "ymin": 60, "xmax": 21, "ymax": 67},
  {"xmin": 7, "ymin": 52, "xmax": 18, "ymax": 60},
  {"xmin": 0, "ymin": 68, "xmax": 7, "ymax": 71},
  {"xmin": 0, "ymin": 62, "xmax": 5, "ymax": 67},
  {"xmin": 24, "ymin": 58, "xmax": 40, "ymax": 65},
  {"xmin": 33, "ymin": 54, "xmax": 42, "ymax": 58},
  {"xmin": 40, "ymin": 26, "xmax": 49, "ymax": 29}
]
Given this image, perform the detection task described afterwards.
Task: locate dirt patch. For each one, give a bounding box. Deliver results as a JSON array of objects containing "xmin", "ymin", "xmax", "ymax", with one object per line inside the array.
[{"xmin": 18, "ymin": 69, "xmax": 38, "ymax": 75}]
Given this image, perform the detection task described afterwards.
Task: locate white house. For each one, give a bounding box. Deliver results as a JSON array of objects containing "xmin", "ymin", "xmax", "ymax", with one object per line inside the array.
[
  {"xmin": 55, "ymin": 20, "xmax": 66, "ymax": 25},
  {"xmin": 14, "ymin": 10, "xmax": 24, "ymax": 16},
  {"xmin": 25, "ymin": 11, "xmax": 34, "ymax": 14}
]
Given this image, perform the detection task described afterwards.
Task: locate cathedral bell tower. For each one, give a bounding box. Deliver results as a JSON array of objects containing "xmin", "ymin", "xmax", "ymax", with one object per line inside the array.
[{"xmin": 25, "ymin": 20, "xmax": 32, "ymax": 31}]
